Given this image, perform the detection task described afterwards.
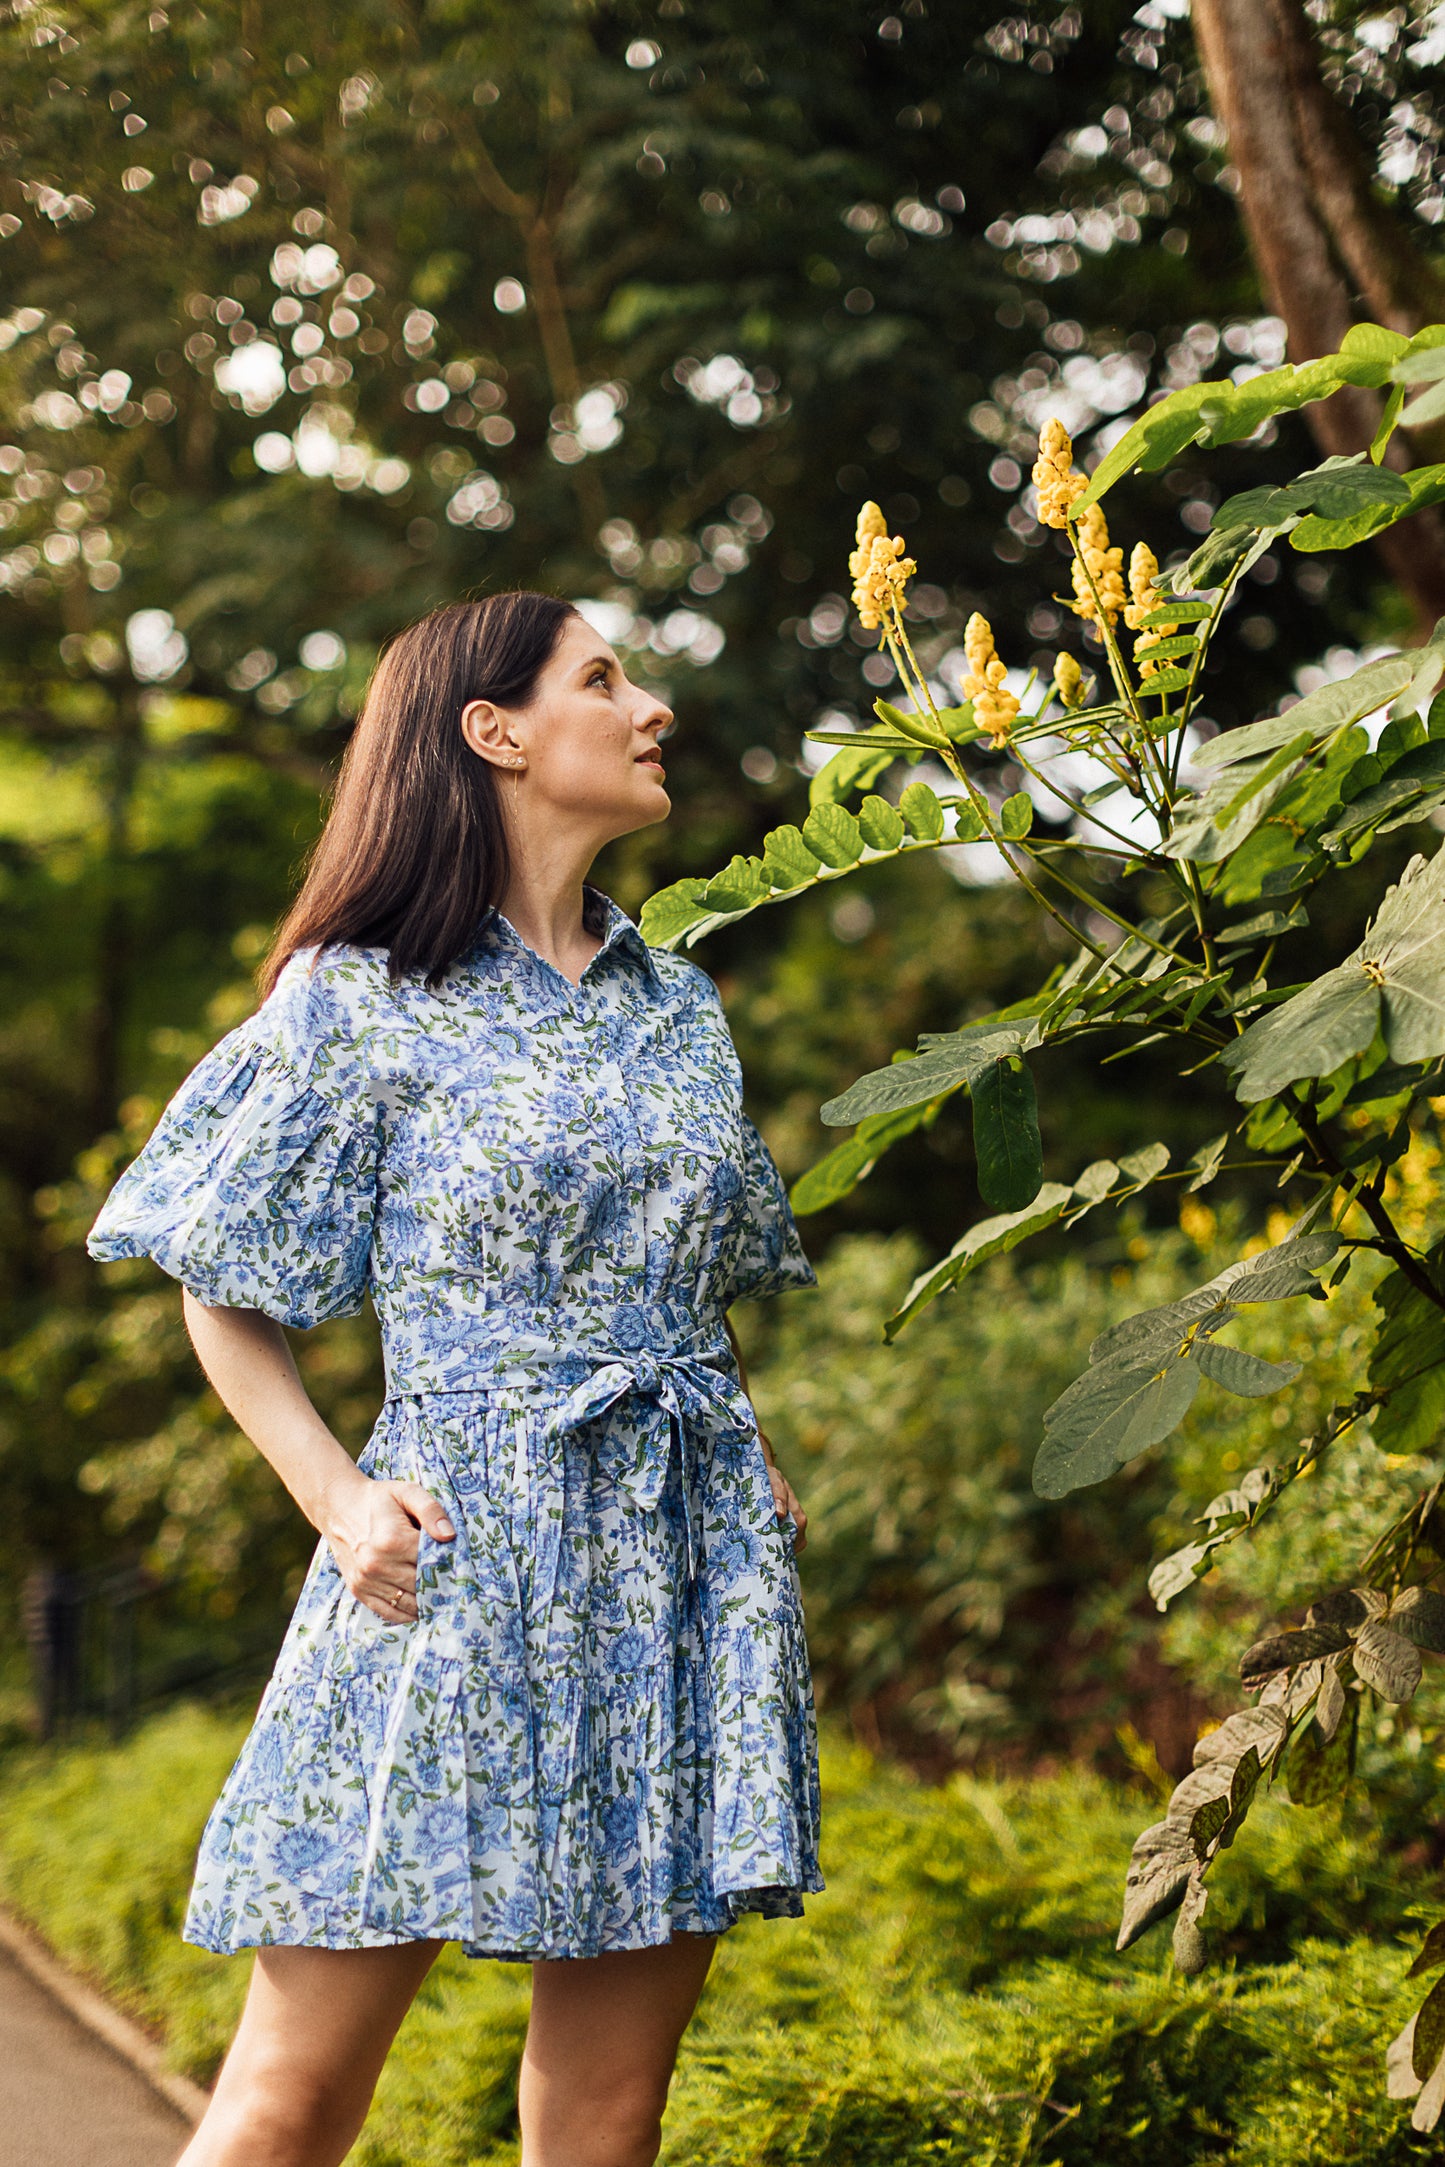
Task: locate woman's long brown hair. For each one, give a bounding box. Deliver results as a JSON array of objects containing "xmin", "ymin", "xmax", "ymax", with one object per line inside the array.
[{"xmin": 261, "ymin": 591, "xmax": 576, "ymax": 993}]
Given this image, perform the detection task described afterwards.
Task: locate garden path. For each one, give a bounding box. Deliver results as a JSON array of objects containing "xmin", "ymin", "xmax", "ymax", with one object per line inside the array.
[{"xmin": 0, "ymin": 1946, "xmax": 187, "ymax": 2166}]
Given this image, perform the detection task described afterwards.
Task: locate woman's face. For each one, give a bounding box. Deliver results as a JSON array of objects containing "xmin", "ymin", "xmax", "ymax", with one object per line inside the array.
[{"xmin": 464, "ymin": 613, "xmax": 674, "ymax": 844}]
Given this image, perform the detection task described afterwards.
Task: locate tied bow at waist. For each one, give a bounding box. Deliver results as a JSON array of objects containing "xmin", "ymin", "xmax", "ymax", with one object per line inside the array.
[
  {"xmin": 550, "ymin": 1346, "xmax": 756, "ymax": 1516},
  {"xmin": 382, "ymin": 1319, "xmax": 763, "ymax": 1575}
]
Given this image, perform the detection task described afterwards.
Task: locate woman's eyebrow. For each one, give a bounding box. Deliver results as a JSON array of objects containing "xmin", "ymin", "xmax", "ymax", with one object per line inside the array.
[{"xmin": 581, "ymin": 651, "xmax": 615, "ymax": 675}]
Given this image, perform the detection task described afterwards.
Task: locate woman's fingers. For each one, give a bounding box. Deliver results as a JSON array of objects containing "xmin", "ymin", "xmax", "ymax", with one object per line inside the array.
[
  {"xmin": 359, "ymin": 1587, "xmax": 417, "ymax": 1623},
  {"xmin": 767, "ymin": 1466, "xmax": 808, "ymax": 1554},
  {"xmin": 333, "ymin": 1477, "xmax": 455, "ymax": 1617},
  {"xmin": 388, "ymin": 1479, "xmax": 456, "ymax": 1542}
]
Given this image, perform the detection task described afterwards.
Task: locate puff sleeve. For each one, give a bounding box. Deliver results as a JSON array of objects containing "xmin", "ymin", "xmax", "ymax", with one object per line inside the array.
[
  {"xmin": 724, "ymin": 1113, "xmax": 817, "ymax": 1306},
  {"xmin": 87, "ymin": 953, "xmax": 380, "ymax": 1328}
]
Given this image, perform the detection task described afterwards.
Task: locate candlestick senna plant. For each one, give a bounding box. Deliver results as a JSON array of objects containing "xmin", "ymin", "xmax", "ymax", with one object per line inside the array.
[{"xmin": 642, "ymin": 319, "xmax": 1445, "ymax": 2124}]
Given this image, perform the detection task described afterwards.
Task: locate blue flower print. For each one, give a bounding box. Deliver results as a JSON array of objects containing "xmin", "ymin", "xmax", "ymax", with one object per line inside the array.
[
  {"xmin": 273, "ymin": 1823, "xmax": 341, "ymax": 1882},
  {"xmin": 87, "ymin": 894, "xmax": 822, "ymax": 1961}
]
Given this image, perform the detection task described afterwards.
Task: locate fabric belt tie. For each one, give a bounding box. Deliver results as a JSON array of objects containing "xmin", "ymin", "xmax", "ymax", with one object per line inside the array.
[{"xmin": 549, "ymin": 1348, "xmax": 757, "ymax": 1580}]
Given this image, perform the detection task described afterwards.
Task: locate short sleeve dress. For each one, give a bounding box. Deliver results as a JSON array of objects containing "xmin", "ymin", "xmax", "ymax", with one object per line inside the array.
[{"xmin": 87, "ymin": 897, "xmax": 822, "ymax": 1961}]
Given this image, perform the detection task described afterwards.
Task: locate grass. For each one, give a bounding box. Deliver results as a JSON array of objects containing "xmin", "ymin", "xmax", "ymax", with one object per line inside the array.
[{"xmin": 0, "ymin": 1702, "xmax": 1436, "ymax": 2164}]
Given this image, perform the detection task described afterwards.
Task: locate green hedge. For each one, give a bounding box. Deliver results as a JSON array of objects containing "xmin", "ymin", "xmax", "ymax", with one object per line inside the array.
[{"xmin": 0, "ymin": 1702, "xmax": 1434, "ymax": 2164}]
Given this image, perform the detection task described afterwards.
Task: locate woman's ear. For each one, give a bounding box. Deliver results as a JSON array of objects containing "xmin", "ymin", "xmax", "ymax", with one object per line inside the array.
[{"xmin": 460, "ymin": 698, "xmax": 528, "ymax": 772}]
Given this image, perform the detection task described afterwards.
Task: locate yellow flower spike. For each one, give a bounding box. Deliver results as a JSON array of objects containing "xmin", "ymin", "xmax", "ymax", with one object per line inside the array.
[
  {"xmin": 1126, "ymin": 541, "xmax": 1159, "ymax": 616},
  {"xmin": 850, "ymin": 526, "xmax": 916, "ymax": 632},
  {"xmin": 1123, "ymin": 539, "xmax": 1176, "ymax": 677},
  {"xmin": 960, "ymin": 615, "xmax": 1018, "ymax": 744},
  {"xmin": 1032, "ymin": 416, "xmax": 1087, "ymax": 531},
  {"xmin": 962, "ymin": 610, "xmax": 996, "ymax": 698},
  {"xmin": 1053, "ymin": 650, "xmax": 1084, "ymax": 710},
  {"xmin": 854, "ymin": 500, "xmax": 887, "ymax": 551},
  {"xmin": 1070, "ymin": 502, "xmax": 1125, "ymax": 628},
  {"xmin": 976, "ymin": 661, "xmax": 1020, "ymax": 747}
]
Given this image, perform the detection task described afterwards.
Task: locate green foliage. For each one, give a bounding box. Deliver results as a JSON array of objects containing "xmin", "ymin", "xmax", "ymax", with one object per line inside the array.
[
  {"xmin": 1034, "ymin": 1232, "xmax": 1329, "ymax": 1502},
  {"xmin": 663, "ymin": 323, "xmax": 1445, "ymax": 2126},
  {"xmin": 3, "ymin": 1702, "xmax": 1440, "ymax": 2165}
]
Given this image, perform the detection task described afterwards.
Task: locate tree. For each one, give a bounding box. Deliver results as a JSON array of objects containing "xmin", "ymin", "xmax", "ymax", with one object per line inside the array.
[
  {"xmin": 653, "ymin": 321, "xmax": 1445, "ymax": 2127},
  {"xmin": 1192, "ymin": 0, "xmax": 1445, "ymax": 624}
]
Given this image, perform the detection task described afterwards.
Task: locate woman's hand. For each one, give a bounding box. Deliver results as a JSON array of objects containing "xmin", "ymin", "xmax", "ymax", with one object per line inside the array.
[
  {"xmin": 757, "ymin": 1431, "xmax": 807, "ymax": 1553},
  {"xmin": 317, "ymin": 1471, "xmax": 456, "ymax": 1623},
  {"xmin": 177, "ymin": 1298, "xmax": 458, "ymax": 1627}
]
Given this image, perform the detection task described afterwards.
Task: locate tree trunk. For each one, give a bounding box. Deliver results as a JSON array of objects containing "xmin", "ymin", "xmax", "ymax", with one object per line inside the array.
[{"xmin": 1192, "ymin": 0, "xmax": 1445, "ymax": 628}]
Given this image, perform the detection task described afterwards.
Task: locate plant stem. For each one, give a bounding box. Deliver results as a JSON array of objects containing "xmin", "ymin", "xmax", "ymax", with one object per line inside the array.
[{"xmin": 1292, "ymin": 1099, "xmax": 1445, "ymax": 1312}]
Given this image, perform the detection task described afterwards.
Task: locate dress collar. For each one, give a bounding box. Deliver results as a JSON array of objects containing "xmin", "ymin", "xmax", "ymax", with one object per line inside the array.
[{"xmin": 483, "ymin": 888, "xmax": 664, "ymax": 994}]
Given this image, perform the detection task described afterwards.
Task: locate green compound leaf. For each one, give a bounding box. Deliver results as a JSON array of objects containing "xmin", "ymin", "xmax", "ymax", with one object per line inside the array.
[
  {"xmin": 1191, "ymin": 651, "xmax": 1421, "ymax": 772},
  {"xmin": 1115, "ymin": 1819, "xmax": 1196, "ymax": 1951},
  {"xmin": 1239, "ymin": 1623, "xmax": 1353, "ymax": 1687},
  {"xmin": 808, "ymin": 743, "xmax": 900, "ymax": 808},
  {"xmin": 1163, "ymin": 736, "xmax": 1313, "ymax": 864},
  {"xmin": 884, "ymin": 1183, "xmax": 1074, "ymax": 1342},
  {"xmin": 1293, "ymin": 461, "xmax": 1445, "ymax": 554},
  {"xmin": 971, "ymin": 1052, "xmax": 1043, "ymax": 1212},
  {"xmin": 1135, "ymin": 666, "xmax": 1195, "ymax": 699},
  {"xmin": 1077, "ymin": 327, "xmax": 1421, "ymax": 512},
  {"xmin": 790, "ymin": 1096, "xmax": 952, "ymax": 1218},
  {"xmin": 886, "ymin": 1148, "xmax": 1173, "ymax": 1338},
  {"xmin": 1218, "ymin": 960, "xmax": 1381, "ymax": 1103},
  {"xmin": 1034, "ymin": 1232, "xmax": 1337, "ymax": 1498},
  {"xmin": 1223, "ymin": 847, "xmax": 1445, "ymax": 1101},
  {"xmin": 701, "ymin": 855, "xmax": 769, "ymax": 912},
  {"xmin": 856, "ymin": 794, "xmax": 905, "ymax": 851},
  {"xmin": 1032, "ymin": 1352, "xmax": 1202, "ymax": 1501},
  {"xmin": 1215, "ymin": 455, "xmax": 1410, "ymax": 533},
  {"xmin": 1188, "ymin": 1793, "xmax": 1231, "ymax": 1860},
  {"xmin": 1403, "ymin": 380, "xmax": 1445, "ymax": 431},
  {"xmin": 801, "ymin": 801, "xmax": 864, "ymax": 868},
  {"xmin": 898, "ymin": 780, "xmax": 945, "ymax": 841},
  {"xmin": 1185, "ymin": 1132, "xmax": 1230, "ymax": 1192},
  {"xmin": 1194, "ymin": 1341, "xmax": 1303, "ymax": 1398},
  {"xmin": 1407, "ymin": 1921, "xmax": 1445, "ymax": 1981},
  {"xmin": 873, "ymin": 698, "xmax": 949, "ymax": 749},
  {"xmin": 821, "ymin": 1023, "xmax": 1024, "ymax": 1126},
  {"xmin": 761, "ymin": 824, "xmax": 823, "ymax": 890},
  {"xmin": 1148, "ymin": 1465, "xmax": 1279, "ymax": 1609},
  {"xmin": 635, "ymin": 877, "xmax": 708, "ymax": 946},
  {"xmin": 999, "ymin": 790, "xmax": 1034, "ymax": 841},
  {"xmin": 1141, "ymin": 599, "xmax": 1214, "ymax": 625}
]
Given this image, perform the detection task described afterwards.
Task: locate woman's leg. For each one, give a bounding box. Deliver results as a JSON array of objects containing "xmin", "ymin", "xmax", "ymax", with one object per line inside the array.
[
  {"xmin": 519, "ymin": 1934, "xmax": 716, "ymax": 2167},
  {"xmin": 178, "ymin": 1940, "xmax": 441, "ymax": 2167}
]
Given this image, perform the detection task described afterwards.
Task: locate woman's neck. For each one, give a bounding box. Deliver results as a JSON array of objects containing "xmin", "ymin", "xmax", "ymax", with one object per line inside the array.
[{"xmin": 497, "ymin": 858, "xmax": 603, "ymax": 986}]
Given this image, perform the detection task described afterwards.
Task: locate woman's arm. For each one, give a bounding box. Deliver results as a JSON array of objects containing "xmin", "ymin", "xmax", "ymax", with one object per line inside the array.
[
  {"xmin": 725, "ymin": 1315, "xmax": 807, "ymax": 1552},
  {"xmin": 182, "ymin": 1292, "xmax": 454, "ymax": 1621}
]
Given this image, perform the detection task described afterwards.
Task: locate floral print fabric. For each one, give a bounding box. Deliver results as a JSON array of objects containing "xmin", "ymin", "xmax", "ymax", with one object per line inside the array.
[{"xmin": 88, "ymin": 897, "xmax": 822, "ymax": 1959}]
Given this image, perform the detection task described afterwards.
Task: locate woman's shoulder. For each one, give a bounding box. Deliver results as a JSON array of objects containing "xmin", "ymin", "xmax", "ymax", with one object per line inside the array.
[
  {"xmin": 644, "ymin": 944, "xmax": 724, "ymax": 1012},
  {"xmin": 260, "ymin": 942, "xmax": 399, "ymax": 1091}
]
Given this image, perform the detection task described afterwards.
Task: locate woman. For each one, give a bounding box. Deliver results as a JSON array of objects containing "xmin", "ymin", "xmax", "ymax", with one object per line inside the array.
[{"xmin": 88, "ymin": 591, "xmax": 821, "ymax": 2167}]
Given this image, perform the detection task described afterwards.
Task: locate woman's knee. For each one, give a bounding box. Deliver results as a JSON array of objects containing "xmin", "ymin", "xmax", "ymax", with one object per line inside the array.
[
  {"xmin": 526, "ymin": 2070, "xmax": 670, "ymax": 2167},
  {"xmin": 197, "ymin": 2056, "xmax": 372, "ymax": 2166}
]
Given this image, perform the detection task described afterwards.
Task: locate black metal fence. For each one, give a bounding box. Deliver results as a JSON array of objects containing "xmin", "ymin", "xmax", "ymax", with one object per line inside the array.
[{"xmin": 21, "ymin": 1561, "xmax": 283, "ymax": 1740}]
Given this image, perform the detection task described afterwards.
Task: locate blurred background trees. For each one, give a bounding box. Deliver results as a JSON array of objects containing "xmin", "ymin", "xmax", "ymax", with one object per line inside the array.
[{"xmin": 4, "ymin": 0, "xmax": 1445, "ymax": 1765}]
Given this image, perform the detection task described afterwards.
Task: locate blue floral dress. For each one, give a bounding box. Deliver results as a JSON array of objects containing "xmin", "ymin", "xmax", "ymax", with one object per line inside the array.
[{"xmin": 87, "ymin": 896, "xmax": 822, "ymax": 1962}]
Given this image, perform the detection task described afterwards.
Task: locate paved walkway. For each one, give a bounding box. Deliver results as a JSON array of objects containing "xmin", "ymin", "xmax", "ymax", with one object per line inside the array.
[{"xmin": 0, "ymin": 1947, "xmax": 188, "ymax": 2167}]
